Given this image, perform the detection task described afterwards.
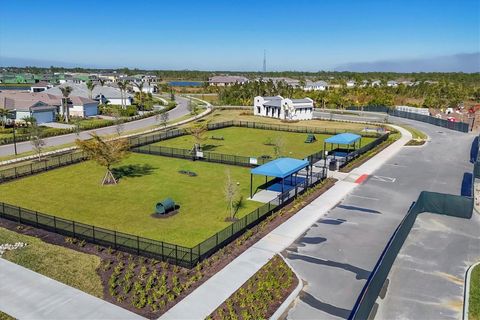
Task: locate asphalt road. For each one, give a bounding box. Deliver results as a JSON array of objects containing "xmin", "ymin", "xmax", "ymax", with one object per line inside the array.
[
  {"xmin": 283, "ymin": 117, "xmax": 476, "ymax": 319},
  {"xmin": 0, "ymin": 95, "xmax": 191, "ymax": 157}
]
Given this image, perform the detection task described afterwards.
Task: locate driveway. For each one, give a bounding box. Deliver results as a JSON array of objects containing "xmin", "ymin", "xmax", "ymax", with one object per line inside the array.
[
  {"xmin": 283, "ymin": 118, "xmax": 475, "ymax": 319},
  {"xmin": 0, "ymin": 95, "xmax": 191, "ymax": 157}
]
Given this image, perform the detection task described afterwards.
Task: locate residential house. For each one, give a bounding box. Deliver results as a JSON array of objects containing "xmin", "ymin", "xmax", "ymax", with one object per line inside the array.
[
  {"xmin": 254, "ymin": 95, "xmax": 314, "ymax": 120},
  {"xmin": 371, "ymin": 80, "xmax": 382, "ymax": 87},
  {"xmin": 208, "ymin": 75, "xmax": 249, "ymax": 86},
  {"xmin": 346, "ymin": 80, "xmax": 356, "ymax": 88},
  {"xmin": 258, "ymin": 77, "xmax": 301, "ymax": 87},
  {"xmin": 69, "ymin": 96, "xmax": 99, "ymax": 117},
  {"xmin": 303, "ymin": 80, "xmax": 328, "ymax": 91},
  {"xmin": 359, "ymin": 80, "xmax": 369, "ymax": 88},
  {"xmin": 387, "ymin": 80, "xmax": 398, "ymax": 87},
  {"xmin": 45, "ymin": 83, "xmax": 132, "ymax": 106},
  {"xmin": 0, "ymin": 92, "xmax": 60, "ymax": 123},
  {"xmin": 30, "ymin": 81, "xmax": 53, "ymax": 93}
]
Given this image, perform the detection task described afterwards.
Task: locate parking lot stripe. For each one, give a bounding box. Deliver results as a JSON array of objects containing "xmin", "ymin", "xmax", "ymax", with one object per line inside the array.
[{"xmin": 355, "ymin": 174, "xmax": 369, "ymax": 184}]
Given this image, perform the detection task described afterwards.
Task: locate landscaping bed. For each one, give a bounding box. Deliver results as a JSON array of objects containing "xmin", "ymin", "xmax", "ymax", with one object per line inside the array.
[
  {"xmin": 208, "ymin": 255, "xmax": 297, "ymax": 320},
  {"xmin": 339, "ymin": 134, "xmax": 398, "ymax": 173},
  {"xmin": 470, "ymin": 263, "xmax": 480, "ymax": 320},
  {"xmin": 0, "ymin": 177, "xmax": 335, "ymax": 319}
]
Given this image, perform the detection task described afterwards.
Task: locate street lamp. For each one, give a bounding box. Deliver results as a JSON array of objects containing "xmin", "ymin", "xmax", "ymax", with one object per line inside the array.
[{"xmin": 7, "ymin": 110, "xmax": 17, "ymax": 155}]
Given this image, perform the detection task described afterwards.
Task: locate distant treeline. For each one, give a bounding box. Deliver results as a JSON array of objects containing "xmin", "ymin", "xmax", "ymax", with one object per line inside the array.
[{"xmin": 2, "ymin": 66, "xmax": 479, "ymax": 85}]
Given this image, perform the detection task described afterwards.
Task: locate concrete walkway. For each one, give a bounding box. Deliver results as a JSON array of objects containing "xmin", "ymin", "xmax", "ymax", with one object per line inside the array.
[
  {"xmin": 160, "ymin": 126, "xmax": 411, "ymax": 319},
  {"xmin": 0, "ymin": 258, "xmax": 144, "ymax": 320}
]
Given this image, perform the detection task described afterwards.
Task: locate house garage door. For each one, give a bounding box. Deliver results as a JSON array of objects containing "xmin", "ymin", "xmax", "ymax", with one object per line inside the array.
[
  {"xmin": 32, "ymin": 111, "xmax": 54, "ymax": 124},
  {"xmin": 84, "ymin": 105, "xmax": 98, "ymax": 117}
]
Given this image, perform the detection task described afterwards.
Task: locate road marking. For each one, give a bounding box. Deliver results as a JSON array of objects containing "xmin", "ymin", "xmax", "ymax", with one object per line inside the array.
[
  {"xmin": 384, "ymin": 163, "xmax": 407, "ymax": 168},
  {"xmin": 355, "ymin": 174, "xmax": 369, "ymax": 184},
  {"xmin": 349, "ymin": 194, "xmax": 379, "ymax": 201},
  {"xmin": 371, "ymin": 175, "xmax": 396, "ymax": 183}
]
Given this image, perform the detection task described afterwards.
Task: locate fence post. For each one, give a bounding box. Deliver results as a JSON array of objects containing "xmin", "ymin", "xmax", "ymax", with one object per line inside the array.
[
  {"xmin": 18, "ymin": 206, "xmax": 21, "ymax": 223},
  {"xmin": 92, "ymin": 226, "xmax": 95, "ymax": 243},
  {"xmin": 73, "ymin": 221, "xmax": 76, "ymax": 237},
  {"xmin": 35, "ymin": 211, "xmax": 39, "ymax": 227},
  {"xmin": 53, "ymin": 216, "xmax": 57, "ymax": 232},
  {"xmin": 175, "ymin": 244, "xmax": 178, "ymax": 265},
  {"xmin": 161, "ymin": 241, "xmax": 164, "ymax": 258},
  {"xmin": 114, "ymin": 231, "xmax": 117, "ymax": 249},
  {"xmin": 216, "ymin": 232, "xmax": 218, "ymax": 246},
  {"xmin": 137, "ymin": 236, "xmax": 140, "ymax": 255},
  {"xmin": 190, "ymin": 247, "xmax": 193, "ymax": 267}
]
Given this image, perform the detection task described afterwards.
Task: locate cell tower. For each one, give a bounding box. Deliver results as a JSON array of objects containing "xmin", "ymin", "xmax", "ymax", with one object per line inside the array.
[{"xmin": 263, "ymin": 49, "xmax": 267, "ymax": 73}]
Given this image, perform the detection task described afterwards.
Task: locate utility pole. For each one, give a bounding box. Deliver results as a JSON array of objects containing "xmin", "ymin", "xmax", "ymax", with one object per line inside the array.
[{"xmin": 263, "ymin": 49, "xmax": 267, "ymax": 73}]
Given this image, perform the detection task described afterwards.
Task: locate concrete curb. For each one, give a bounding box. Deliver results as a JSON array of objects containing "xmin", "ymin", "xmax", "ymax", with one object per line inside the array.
[
  {"xmin": 270, "ymin": 256, "xmax": 303, "ymax": 320},
  {"xmin": 463, "ymin": 261, "xmax": 479, "ymax": 320}
]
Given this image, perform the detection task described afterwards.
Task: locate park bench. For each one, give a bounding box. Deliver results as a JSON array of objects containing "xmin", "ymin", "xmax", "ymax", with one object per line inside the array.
[{"xmin": 305, "ymin": 134, "xmax": 317, "ymax": 143}]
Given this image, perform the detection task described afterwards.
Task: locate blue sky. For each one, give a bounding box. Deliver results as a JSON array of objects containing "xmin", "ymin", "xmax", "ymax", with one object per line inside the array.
[{"xmin": 0, "ymin": 0, "xmax": 479, "ymax": 71}]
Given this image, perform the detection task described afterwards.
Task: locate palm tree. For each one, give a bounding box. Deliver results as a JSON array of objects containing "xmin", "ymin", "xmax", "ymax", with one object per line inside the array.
[
  {"xmin": 0, "ymin": 108, "xmax": 9, "ymax": 128},
  {"xmin": 59, "ymin": 86, "xmax": 73, "ymax": 123},
  {"xmin": 117, "ymin": 80, "xmax": 129, "ymax": 109},
  {"xmin": 86, "ymin": 80, "xmax": 96, "ymax": 99},
  {"xmin": 98, "ymin": 78, "xmax": 106, "ymax": 87},
  {"xmin": 134, "ymin": 82, "xmax": 145, "ymax": 110}
]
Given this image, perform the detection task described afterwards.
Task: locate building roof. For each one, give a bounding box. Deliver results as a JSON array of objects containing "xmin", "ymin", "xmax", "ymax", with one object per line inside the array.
[
  {"xmin": 0, "ymin": 91, "xmax": 61, "ymax": 111},
  {"xmin": 31, "ymin": 81, "xmax": 51, "ymax": 87},
  {"xmin": 325, "ymin": 133, "xmax": 361, "ymax": 145},
  {"xmin": 290, "ymin": 98, "xmax": 312, "ymax": 104},
  {"xmin": 208, "ymin": 75, "xmax": 248, "ymax": 84},
  {"xmin": 251, "ymin": 158, "xmax": 309, "ymax": 178},
  {"xmin": 45, "ymin": 83, "xmax": 130, "ymax": 99},
  {"xmin": 305, "ymin": 80, "xmax": 328, "ymax": 87}
]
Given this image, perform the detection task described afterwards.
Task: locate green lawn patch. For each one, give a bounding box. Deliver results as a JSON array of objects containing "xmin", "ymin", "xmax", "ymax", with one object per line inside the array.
[
  {"xmin": 0, "ymin": 153, "xmax": 262, "ymax": 246},
  {"xmin": 153, "ymin": 127, "xmax": 376, "ymax": 159},
  {"xmin": 0, "ymin": 227, "xmax": 103, "ymax": 298},
  {"xmin": 470, "ymin": 263, "xmax": 480, "ymax": 320},
  {"xmin": 400, "ymin": 124, "xmax": 428, "ymax": 146}
]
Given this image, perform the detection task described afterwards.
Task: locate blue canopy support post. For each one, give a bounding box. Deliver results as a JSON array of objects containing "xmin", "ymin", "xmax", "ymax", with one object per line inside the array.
[{"xmin": 250, "ymin": 173, "xmax": 253, "ymax": 198}]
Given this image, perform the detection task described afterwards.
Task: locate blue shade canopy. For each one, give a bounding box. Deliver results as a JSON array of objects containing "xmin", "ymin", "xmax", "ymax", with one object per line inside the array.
[
  {"xmin": 325, "ymin": 133, "xmax": 361, "ymax": 145},
  {"xmin": 251, "ymin": 158, "xmax": 309, "ymax": 178}
]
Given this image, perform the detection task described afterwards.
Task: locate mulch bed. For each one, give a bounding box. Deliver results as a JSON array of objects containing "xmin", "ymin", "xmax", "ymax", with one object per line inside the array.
[{"xmin": 0, "ymin": 177, "xmax": 336, "ymax": 319}]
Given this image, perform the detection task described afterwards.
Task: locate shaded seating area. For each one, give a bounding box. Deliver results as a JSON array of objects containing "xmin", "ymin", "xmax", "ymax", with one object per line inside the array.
[
  {"xmin": 324, "ymin": 133, "xmax": 362, "ymax": 163},
  {"xmin": 250, "ymin": 158, "xmax": 310, "ymax": 201}
]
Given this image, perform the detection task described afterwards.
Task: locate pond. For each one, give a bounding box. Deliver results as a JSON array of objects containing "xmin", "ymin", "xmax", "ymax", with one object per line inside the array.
[{"xmin": 168, "ymin": 81, "xmax": 203, "ymax": 87}]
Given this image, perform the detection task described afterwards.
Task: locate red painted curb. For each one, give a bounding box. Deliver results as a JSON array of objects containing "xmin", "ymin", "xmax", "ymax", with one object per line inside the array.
[{"xmin": 355, "ymin": 174, "xmax": 369, "ymax": 184}]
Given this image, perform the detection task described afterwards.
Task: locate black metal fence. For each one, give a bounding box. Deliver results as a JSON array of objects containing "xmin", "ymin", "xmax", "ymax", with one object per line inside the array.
[
  {"xmin": 0, "ymin": 166, "xmax": 326, "ymax": 268},
  {"xmin": 345, "ymin": 105, "xmax": 470, "ymax": 133},
  {"xmin": 0, "ymin": 151, "xmax": 88, "ymax": 183},
  {"xmin": 349, "ymin": 191, "xmax": 473, "ymax": 320},
  {"xmin": 341, "ymin": 133, "xmax": 390, "ymax": 166}
]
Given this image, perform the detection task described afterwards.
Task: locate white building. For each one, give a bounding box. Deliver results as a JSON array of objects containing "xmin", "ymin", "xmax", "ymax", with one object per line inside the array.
[
  {"xmin": 303, "ymin": 80, "xmax": 328, "ymax": 91},
  {"xmin": 346, "ymin": 80, "xmax": 356, "ymax": 88},
  {"xmin": 253, "ymin": 96, "xmax": 314, "ymax": 121},
  {"xmin": 30, "ymin": 81, "xmax": 53, "ymax": 93},
  {"xmin": 69, "ymin": 96, "xmax": 99, "ymax": 117},
  {"xmin": 387, "ymin": 80, "xmax": 398, "ymax": 87},
  {"xmin": 371, "ymin": 80, "xmax": 382, "ymax": 87},
  {"xmin": 395, "ymin": 105, "xmax": 430, "ymax": 116}
]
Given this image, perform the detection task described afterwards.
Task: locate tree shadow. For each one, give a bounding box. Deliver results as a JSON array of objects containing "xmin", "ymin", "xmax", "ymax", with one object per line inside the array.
[
  {"xmin": 461, "ymin": 172, "xmax": 473, "ymax": 197},
  {"xmin": 112, "ymin": 164, "xmax": 156, "ymax": 180},
  {"xmin": 337, "ymin": 204, "xmax": 381, "ymax": 214},
  {"xmin": 202, "ymin": 144, "xmax": 221, "ymax": 151}
]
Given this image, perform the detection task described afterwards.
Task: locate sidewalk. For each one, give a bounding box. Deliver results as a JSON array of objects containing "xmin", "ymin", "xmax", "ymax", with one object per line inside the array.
[
  {"xmin": 160, "ymin": 126, "xmax": 411, "ymax": 319},
  {"xmin": 0, "ymin": 258, "xmax": 144, "ymax": 320}
]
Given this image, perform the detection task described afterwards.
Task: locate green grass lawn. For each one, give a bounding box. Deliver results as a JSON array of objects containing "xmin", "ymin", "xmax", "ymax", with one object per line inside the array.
[
  {"xmin": 153, "ymin": 127, "xmax": 376, "ymax": 159},
  {"xmin": 470, "ymin": 263, "xmax": 480, "ymax": 320},
  {"xmin": 0, "ymin": 153, "xmax": 262, "ymax": 246},
  {"xmin": 0, "ymin": 227, "xmax": 103, "ymax": 298}
]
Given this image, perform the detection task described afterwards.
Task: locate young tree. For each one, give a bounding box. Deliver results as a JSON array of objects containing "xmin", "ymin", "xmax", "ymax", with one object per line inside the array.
[
  {"xmin": 98, "ymin": 78, "xmax": 106, "ymax": 87},
  {"xmin": 223, "ymin": 169, "xmax": 239, "ymax": 221},
  {"xmin": 29, "ymin": 123, "xmax": 45, "ymax": 161},
  {"xmin": 187, "ymin": 122, "xmax": 208, "ymax": 152},
  {"xmin": 59, "ymin": 86, "xmax": 73, "ymax": 123},
  {"xmin": 273, "ymin": 137, "xmax": 285, "ymax": 158},
  {"xmin": 76, "ymin": 134, "xmax": 130, "ymax": 185},
  {"xmin": 86, "ymin": 80, "xmax": 96, "ymax": 99},
  {"xmin": 187, "ymin": 99, "xmax": 198, "ymax": 115},
  {"xmin": 159, "ymin": 111, "xmax": 169, "ymax": 130}
]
